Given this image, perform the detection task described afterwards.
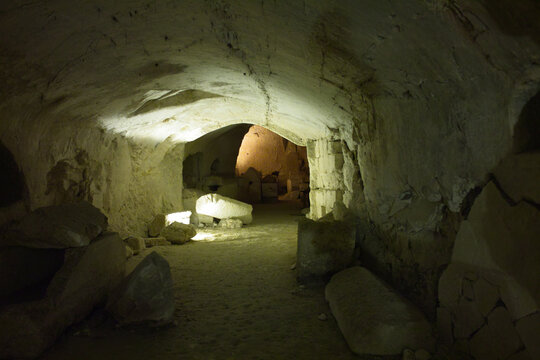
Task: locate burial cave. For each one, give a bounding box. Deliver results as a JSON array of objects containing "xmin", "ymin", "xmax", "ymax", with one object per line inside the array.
[{"xmin": 0, "ymin": 0, "xmax": 539, "ymax": 359}]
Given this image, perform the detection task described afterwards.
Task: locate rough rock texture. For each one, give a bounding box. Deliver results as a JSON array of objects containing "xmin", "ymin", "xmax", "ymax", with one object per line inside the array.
[
  {"xmin": 0, "ymin": 202, "xmax": 107, "ymax": 248},
  {"xmin": 325, "ymin": 267, "xmax": 434, "ymax": 356},
  {"xmin": 218, "ymin": 218, "xmax": 243, "ymax": 229},
  {"xmin": 148, "ymin": 214, "xmax": 166, "ymax": 237},
  {"xmin": 160, "ymin": 222, "xmax": 196, "ymax": 245},
  {"xmin": 437, "ymin": 176, "xmax": 539, "ymax": 358},
  {"xmin": 0, "ymin": 0, "xmax": 539, "ymax": 323},
  {"xmin": 297, "ymin": 217, "xmax": 355, "ymax": 281},
  {"xmin": 196, "ymin": 194, "xmax": 253, "ymax": 222},
  {"xmin": 0, "ymin": 232, "xmax": 125, "ymax": 359},
  {"xmin": 493, "ymin": 152, "xmax": 540, "ymax": 204},
  {"xmin": 144, "ymin": 237, "xmax": 171, "ymax": 247},
  {"xmin": 107, "ymin": 252, "xmax": 174, "ymax": 326},
  {"xmin": 124, "ymin": 237, "xmax": 146, "ymax": 254}
]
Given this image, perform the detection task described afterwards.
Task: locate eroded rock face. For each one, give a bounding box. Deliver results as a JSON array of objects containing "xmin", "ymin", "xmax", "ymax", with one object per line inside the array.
[
  {"xmin": 325, "ymin": 266, "xmax": 434, "ymax": 356},
  {"xmin": 196, "ymin": 194, "xmax": 253, "ymax": 223},
  {"xmin": 107, "ymin": 252, "xmax": 174, "ymax": 326},
  {"xmin": 218, "ymin": 218, "xmax": 243, "ymax": 229},
  {"xmin": 437, "ymin": 179, "xmax": 540, "ymax": 358},
  {"xmin": 0, "ymin": 232, "xmax": 125, "ymax": 359},
  {"xmin": 0, "ymin": 202, "xmax": 107, "ymax": 248},
  {"xmin": 160, "ymin": 222, "xmax": 196, "ymax": 244}
]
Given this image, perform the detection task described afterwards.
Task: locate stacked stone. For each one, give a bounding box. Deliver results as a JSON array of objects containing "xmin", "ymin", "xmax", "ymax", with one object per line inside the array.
[{"xmin": 307, "ymin": 139, "xmax": 345, "ymax": 219}]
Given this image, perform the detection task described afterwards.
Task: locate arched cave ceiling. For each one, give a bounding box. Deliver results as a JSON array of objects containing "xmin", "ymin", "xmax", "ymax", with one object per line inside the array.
[{"xmin": 1, "ymin": 0, "xmax": 537, "ymax": 147}]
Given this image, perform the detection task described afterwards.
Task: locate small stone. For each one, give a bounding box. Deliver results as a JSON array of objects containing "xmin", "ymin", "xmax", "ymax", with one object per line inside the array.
[
  {"xmin": 160, "ymin": 222, "xmax": 196, "ymax": 244},
  {"xmin": 415, "ymin": 349, "xmax": 431, "ymax": 360},
  {"xmin": 290, "ymin": 263, "xmax": 296, "ymax": 270},
  {"xmin": 318, "ymin": 313, "xmax": 328, "ymax": 321},
  {"xmin": 124, "ymin": 237, "xmax": 145, "ymax": 254},
  {"xmin": 148, "ymin": 214, "xmax": 166, "ymax": 237}
]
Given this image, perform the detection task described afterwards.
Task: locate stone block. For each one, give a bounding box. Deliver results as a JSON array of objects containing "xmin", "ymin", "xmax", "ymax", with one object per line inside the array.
[
  {"xmin": 470, "ymin": 307, "xmax": 523, "ymax": 360},
  {"xmin": 515, "ymin": 312, "xmax": 540, "ymax": 360},
  {"xmin": 196, "ymin": 213, "xmax": 215, "ymax": 225},
  {"xmin": 107, "ymin": 252, "xmax": 174, "ymax": 326},
  {"xmin": 165, "ymin": 211, "xmax": 191, "ymax": 225},
  {"xmin": 196, "ymin": 193, "xmax": 253, "ymax": 220},
  {"xmin": 0, "ymin": 201, "xmax": 107, "ymax": 248},
  {"xmin": 297, "ymin": 218, "xmax": 355, "ymax": 281},
  {"xmin": 124, "ymin": 237, "xmax": 146, "ymax": 254},
  {"xmin": 325, "ymin": 266, "xmax": 434, "ymax": 356}
]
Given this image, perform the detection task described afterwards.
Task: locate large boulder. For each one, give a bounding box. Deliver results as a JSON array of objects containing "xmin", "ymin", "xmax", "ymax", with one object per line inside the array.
[
  {"xmin": 296, "ymin": 217, "xmax": 355, "ymax": 282},
  {"xmin": 196, "ymin": 193, "xmax": 253, "ymax": 224},
  {"xmin": 0, "ymin": 232, "xmax": 125, "ymax": 359},
  {"xmin": 160, "ymin": 222, "xmax": 196, "ymax": 244},
  {"xmin": 0, "ymin": 201, "xmax": 108, "ymax": 248},
  {"xmin": 325, "ymin": 266, "xmax": 434, "ymax": 356},
  {"xmin": 106, "ymin": 252, "xmax": 174, "ymax": 326}
]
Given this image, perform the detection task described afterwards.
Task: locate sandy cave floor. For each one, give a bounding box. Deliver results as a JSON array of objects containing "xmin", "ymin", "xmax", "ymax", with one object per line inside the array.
[{"xmin": 41, "ymin": 202, "xmax": 359, "ymax": 360}]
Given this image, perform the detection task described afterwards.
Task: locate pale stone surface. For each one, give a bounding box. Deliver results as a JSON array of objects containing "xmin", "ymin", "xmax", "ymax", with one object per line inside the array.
[
  {"xmin": 219, "ymin": 218, "xmax": 243, "ymax": 229},
  {"xmin": 144, "ymin": 237, "xmax": 171, "ymax": 247},
  {"xmin": 0, "ymin": 202, "xmax": 107, "ymax": 248},
  {"xmin": 160, "ymin": 222, "xmax": 196, "ymax": 244},
  {"xmin": 297, "ymin": 218, "xmax": 355, "ymax": 281},
  {"xmin": 107, "ymin": 252, "xmax": 174, "ymax": 326},
  {"xmin": 124, "ymin": 237, "xmax": 146, "ymax": 254},
  {"xmin": 325, "ymin": 266, "xmax": 434, "ymax": 355},
  {"xmin": 515, "ymin": 312, "xmax": 540, "ymax": 360},
  {"xmin": 470, "ymin": 306, "xmax": 523, "ymax": 360},
  {"xmin": 0, "ymin": 232, "xmax": 125, "ymax": 358},
  {"xmin": 196, "ymin": 194, "xmax": 253, "ymax": 220},
  {"xmin": 148, "ymin": 214, "xmax": 166, "ymax": 237},
  {"xmin": 197, "ymin": 213, "xmax": 215, "ymax": 225}
]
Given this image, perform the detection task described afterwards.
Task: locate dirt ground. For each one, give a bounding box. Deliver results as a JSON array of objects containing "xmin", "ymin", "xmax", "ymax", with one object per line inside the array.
[{"xmin": 41, "ymin": 202, "xmax": 358, "ymax": 360}]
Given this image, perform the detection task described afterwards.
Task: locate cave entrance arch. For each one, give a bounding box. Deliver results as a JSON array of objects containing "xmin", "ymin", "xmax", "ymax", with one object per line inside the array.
[{"xmin": 182, "ymin": 123, "xmax": 310, "ymax": 208}]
